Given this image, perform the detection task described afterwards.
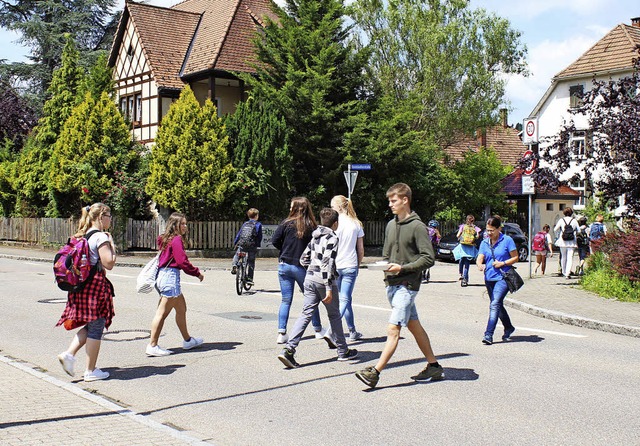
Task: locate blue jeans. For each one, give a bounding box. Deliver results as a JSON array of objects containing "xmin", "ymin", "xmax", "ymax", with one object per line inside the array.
[
  {"xmin": 337, "ymin": 267, "xmax": 358, "ymax": 331},
  {"xmin": 233, "ymin": 247, "xmax": 256, "ymax": 280},
  {"xmin": 459, "ymin": 257, "xmax": 471, "ymax": 281},
  {"xmin": 484, "ymin": 279, "xmax": 514, "ymax": 339},
  {"xmin": 277, "ymin": 262, "xmax": 321, "ymax": 333}
]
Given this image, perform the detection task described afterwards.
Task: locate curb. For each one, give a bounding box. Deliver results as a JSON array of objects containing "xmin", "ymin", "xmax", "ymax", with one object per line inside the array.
[{"xmin": 505, "ymin": 297, "xmax": 640, "ymax": 338}]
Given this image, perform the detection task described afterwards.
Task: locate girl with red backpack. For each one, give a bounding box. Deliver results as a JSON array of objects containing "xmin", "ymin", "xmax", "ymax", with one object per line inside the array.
[{"xmin": 532, "ymin": 224, "xmax": 553, "ymax": 275}]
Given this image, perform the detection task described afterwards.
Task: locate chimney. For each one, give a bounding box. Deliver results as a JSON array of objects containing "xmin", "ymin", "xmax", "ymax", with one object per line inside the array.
[
  {"xmin": 632, "ymin": 17, "xmax": 640, "ymax": 27},
  {"xmin": 476, "ymin": 128, "xmax": 487, "ymax": 148},
  {"xmin": 500, "ymin": 108, "xmax": 508, "ymax": 127}
]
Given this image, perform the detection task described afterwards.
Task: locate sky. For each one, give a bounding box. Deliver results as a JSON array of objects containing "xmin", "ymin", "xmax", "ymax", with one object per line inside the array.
[{"xmin": 1, "ymin": 0, "xmax": 638, "ymax": 125}]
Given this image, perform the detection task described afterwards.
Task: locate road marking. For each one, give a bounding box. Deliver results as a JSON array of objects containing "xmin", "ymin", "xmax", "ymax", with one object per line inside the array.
[
  {"xmin": 109, "ymin": 273, "xmax": 133, "ymax": 278},
  {"xmin": 108, "ymin": 273, "xmax": 202, "ymax": 286},
  {"xmin": 354, "ymin": 303, "xmax": 391, "ymax": 312},
  {"xmin": 516, "ymin": 327, "xmax": 587, "ymax": 338},
  {"xmin": 25, "ymin": 262, "xmax": 41, "ymax": 266}
]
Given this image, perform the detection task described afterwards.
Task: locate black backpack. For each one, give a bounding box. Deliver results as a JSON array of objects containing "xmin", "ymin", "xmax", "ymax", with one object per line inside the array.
[
  {"xmin": 237, "ymin": 220, "xmax": 258, "ymax": 249},
  {"xmin": 561, "ymin": 217, "xmax": 576, "ymax": 241},
  {"xmin": 576, "ymin": 227, "xmax": 588, "ymax": 247}
]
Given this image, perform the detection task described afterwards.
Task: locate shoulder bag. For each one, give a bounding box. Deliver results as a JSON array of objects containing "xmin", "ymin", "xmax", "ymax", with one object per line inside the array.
[{"xmin": 489, "ymin": 243, "xmax": 524, "ymax": 293}]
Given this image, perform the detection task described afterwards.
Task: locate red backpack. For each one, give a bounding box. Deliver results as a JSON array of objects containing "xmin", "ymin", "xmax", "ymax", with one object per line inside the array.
[
  {"xmin": 532, "ymin": 231, "xmax": 547, "ymax": 252},
  {"xmin": 53, "ymin": 230, "xmax": 99, "ymax": 292}
]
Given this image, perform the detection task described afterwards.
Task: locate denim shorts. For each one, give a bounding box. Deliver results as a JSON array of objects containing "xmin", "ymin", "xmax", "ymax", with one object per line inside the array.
[
  {"xmin": 85, "ymin": 317, "xmax": 106, "ymax": 340},
  {"xmin": 386, "ymin": 285, "xmax": 419, "ymax": 327},
  {"xmin": 156, "ymin": 267, "xmax": 182, "ymax": 298}
]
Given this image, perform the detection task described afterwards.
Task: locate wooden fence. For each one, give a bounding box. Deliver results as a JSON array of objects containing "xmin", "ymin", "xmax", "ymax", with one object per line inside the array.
[{"xmin": 1, "ymin": 217, "xmax": 411, "ymax": 250}]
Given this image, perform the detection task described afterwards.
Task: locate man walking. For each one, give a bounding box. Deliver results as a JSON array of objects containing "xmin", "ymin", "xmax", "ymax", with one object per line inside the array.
[{"xmin": 355, "ymin": 183, "xmax": 444, "ymax": 388}]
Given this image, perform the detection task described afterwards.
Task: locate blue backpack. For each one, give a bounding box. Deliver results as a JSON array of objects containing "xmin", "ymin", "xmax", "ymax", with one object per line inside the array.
[{"xmin": 589, "ymin": 222, "xmax": 605, "ymax": 241}]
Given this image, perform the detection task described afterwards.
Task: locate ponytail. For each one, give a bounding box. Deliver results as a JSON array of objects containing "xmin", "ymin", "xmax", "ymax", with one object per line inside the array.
[{"xmin": 75, "ymin": 203, "xmax": 110, "ymax": 237}]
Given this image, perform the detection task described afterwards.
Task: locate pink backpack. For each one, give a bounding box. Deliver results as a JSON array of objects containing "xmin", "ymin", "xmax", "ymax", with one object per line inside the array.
[
  {"xmin": 53, "ymin": 231, "xmax": 99, "ymax": 292},
  {"xmin": 532, "ymin": 231, "xmax": 546, "ymax": 252}
]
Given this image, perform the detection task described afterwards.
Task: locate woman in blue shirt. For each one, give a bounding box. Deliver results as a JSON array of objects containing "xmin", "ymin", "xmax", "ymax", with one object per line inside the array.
[{"xmin": 476, "ymin": 216, "xmax": 519, "ymax": 345}]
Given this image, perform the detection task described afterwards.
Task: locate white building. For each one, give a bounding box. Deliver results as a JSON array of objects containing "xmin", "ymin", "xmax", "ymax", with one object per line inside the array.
[{"xmin": 529, "ymin": 16, "xmax": 640, "ymax": 217}]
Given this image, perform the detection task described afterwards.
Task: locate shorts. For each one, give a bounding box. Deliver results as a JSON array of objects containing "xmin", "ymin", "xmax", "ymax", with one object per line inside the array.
[
  {"xmin": 386, "ymin": 285, "xmax": 419, "ymax": 327},
  {"xmin": 156, "ymin": 267, "xmax": 182, "ymax": 298},
  {"xmin": 85, "ymin": 317, "xmax": 106, "ymax": 340}
]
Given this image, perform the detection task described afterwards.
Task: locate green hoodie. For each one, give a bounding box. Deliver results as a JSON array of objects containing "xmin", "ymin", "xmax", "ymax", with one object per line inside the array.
[{"xmin": 383, "ymin": 211, "xmax": 435, "ymax": 290}]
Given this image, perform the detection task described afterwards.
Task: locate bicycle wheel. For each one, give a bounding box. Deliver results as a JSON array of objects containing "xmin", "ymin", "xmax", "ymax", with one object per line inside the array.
[
  {"xmin": 243, "ymin": 262, "xmax": 253, "ymax": 291},
  {"xmin": 235, "ymin": 258, "xmax": 244, "ymax": 295}
]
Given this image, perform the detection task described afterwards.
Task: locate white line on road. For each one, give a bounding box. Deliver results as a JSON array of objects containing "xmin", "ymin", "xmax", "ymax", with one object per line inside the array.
[
  {"xmin": 107, "ymin": 273, "xmax": 203, "ymax": 286},
  {"xmin": 25, "ymin": 262, "xmax": 41, "ymax": 266},
  {"xmin": 354, "ymin": 303, "xmax": 391, "ymax": 312},
  {"xmin": 516, "ymin": 327, "xmax": 587, "ymax": 338}
]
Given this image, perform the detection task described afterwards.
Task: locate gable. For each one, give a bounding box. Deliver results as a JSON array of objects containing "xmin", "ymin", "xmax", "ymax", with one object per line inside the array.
[{"xmin": 443, "ymin": 125, "xmax": 525, "ymax": 167}]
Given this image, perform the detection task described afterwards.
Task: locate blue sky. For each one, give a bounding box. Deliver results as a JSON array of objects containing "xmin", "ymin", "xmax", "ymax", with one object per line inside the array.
[{"xmin": 1, "ymin": 0, "xmax": 637, "ymax": 125}]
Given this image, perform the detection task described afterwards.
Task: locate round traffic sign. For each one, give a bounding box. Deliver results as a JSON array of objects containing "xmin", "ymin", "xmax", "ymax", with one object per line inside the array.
[
  {"xmin": 522, "ymin": 149, "xmax": 537, "ymax": 175},
  {"xmin": 525, "ymin": 120, "xmax": 536, "ymax": 137}
]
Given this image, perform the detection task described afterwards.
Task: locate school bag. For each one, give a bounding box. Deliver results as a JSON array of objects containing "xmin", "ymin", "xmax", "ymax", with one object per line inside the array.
[
  {"xmin": 237, "ymin": 220, "xmax": 258, "ymax": 249},
  {"xmin": 589, "ymin": 222, "xmax": 605, "ymax": 241},
  {"xmin": 532, "ymin": 231, "xmax": 547, "ymax": 251},
  {"xmin": 427, "ymin": 226, "xmax": 439, "ymax": 246},
  {"xmin": 576, "ymin": 227, "xmax": 588, "ymax": 247},
  {"xmin": 561, "ymin": 217, "xmax": 576, "ymax": 241},
  {"xmin": 459, "ymin": 224, "xmax": 477, "ymax": 245},
  {"xmin": 53, "ymin": 230, "xmax": 99, "ymax": 292}
]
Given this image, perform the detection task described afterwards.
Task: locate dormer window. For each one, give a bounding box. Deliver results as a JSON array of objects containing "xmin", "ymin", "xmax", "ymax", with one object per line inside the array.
[
  {"xmin": 127, "ymin": 44, "xmax": 134, "ymax": 60},
  {"xmin": 569, "ymin": 84, "xmax": 584, "ymax": 108}
]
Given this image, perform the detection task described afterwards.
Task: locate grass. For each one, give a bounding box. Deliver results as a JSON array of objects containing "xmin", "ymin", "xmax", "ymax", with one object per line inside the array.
[{"xmin": 580, "ymin": 252, "xmax": 640, "ymax": 303}]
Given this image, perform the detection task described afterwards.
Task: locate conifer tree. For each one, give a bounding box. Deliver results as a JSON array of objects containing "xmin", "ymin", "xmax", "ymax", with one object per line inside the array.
[{"xmin": 146, "ymin": 86, "xmax": 233, "ymax": 220}]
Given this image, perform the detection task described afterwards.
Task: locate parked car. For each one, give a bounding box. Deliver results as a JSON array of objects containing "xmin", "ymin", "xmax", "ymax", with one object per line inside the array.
[{"xmin": 435, "ymin": 222, "xmax": 529, "ymax": 262}]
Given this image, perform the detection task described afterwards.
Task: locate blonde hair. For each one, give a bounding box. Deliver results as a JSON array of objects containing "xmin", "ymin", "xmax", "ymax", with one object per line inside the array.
[
  {"xmin": 159, "ymin": 212, "xmax": 187, "ymax": 251},
  {"xmin": 75, "ymin": 203, "xmax": 110, "ymax": 237},
  {"xmin": 386, "ymin": 183, "xmax": 412, "ymax": 203},
  {"xmin": 285, "ymin": 197, "xmax": 317, "ymax": 239},
  {"xmin": 247, "ymin": 208, "xmax": 259, "ymax": 219},
  {"xmin": 331, "ymin": 195, "xmax": 362, "ymax": 227}
]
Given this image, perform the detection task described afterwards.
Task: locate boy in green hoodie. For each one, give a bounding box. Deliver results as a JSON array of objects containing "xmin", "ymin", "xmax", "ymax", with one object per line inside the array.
[{"xmin": 355, "ymin": 183, "xmax": 444, "ymax": 388}]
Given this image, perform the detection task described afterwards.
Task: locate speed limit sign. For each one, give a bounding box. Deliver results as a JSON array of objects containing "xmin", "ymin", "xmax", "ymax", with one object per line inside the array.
[{"xmin": 522, "ymin": 118, "xmax": 538, "ymax": 144}]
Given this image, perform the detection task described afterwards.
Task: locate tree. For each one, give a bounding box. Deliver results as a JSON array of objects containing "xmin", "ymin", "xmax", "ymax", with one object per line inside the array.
[
  {"xmin": 146, "ymin": 86, "xmax": 234, "ymax": 220},
  {"xmin": 79, "ymin": 52, "xmax": 114, "ymax": 100},
  {"xmin": 542, "ymin": 50, "xmax": 640, "ymax": 216},
  {"xmin": 0, "ymin": 79, "xmax": 37, "ymax": 152},
  {"xmin": 11, "ymin": 36, "xmax": 85, "ymax": 216},
  {"xmin": 0, "ymin": 0, "xmax": 118, "ymax": 110},
  {"xmin": 350, "ymin": 0, "xmax": 528, "ymax": 147},
  {"xmin": 224, "ymin": 95, "xmax": 293, "ymax": 220},
  {"xmin": 48, "ymin": 91, "xmax": 141, "ymax": 217},
  {"xmin": 242, "ymin": 0, "xmax": 368, "ymax": 202}
]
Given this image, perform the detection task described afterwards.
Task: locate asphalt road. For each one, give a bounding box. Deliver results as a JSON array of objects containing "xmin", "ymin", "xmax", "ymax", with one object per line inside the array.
[{"xmin": 1, "ymin": 257, "xmax": 639, "ymax": 445}]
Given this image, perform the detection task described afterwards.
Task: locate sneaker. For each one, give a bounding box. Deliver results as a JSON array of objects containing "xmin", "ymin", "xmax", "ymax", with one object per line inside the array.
[
  {"xmin": 278, "ymin": 348, "xmax": 300, "ymax": 369},
  {"xmin": 482, "ymin": 336, "xmax": 493, "ymax": 345},
  {"xmin": 355, "ymin": 366, "xmax": 380, "ymax": 388},
  {"xmin": 146, "ymin": 344, "xmax": 173, "ymax": 356},
  {"xmin": 502, "ymin": 327, "xmax": 516, "ymax": 341},
  {"xmin": 277, "ymin": 333, "xmax": 289, "ymax": 344},
  {"xmin": 231, "ymin": 266, "xmax": 237, "ymax": 275},
  {"xmin": 461, "ymin": 279, "xmax": 468, "ymax": 287},
  {"xmin": 314, "ymin": 328, "xmax": 327, "ymax": 339},
  {"xmin": 183, "ymin": 337, "xmax": 204, "ymax": 350},
  {"xmin": 323, "ymin": 331, "xmax": 337, "ymax": 349},
  {"xmin": 337, "ymin": 349, "xmax": 359, "ymax": 361},
  {"xmin": 83, "ymin": 368, "xmax": 109, "ymax": 382},
  {"xmin": 57, "ymin": 352, "xmax": 76, "ymax": 377},
  {"xmin": 349, "ymin": 331, "xmax": 363, "ymax": 342},
  {"xmin": 246, "ymin": 279, "xmax": 254, "ymax": 286},
  {"xmin": 411, "ymin": 363, "xmax": 445, "ymax": 381}
]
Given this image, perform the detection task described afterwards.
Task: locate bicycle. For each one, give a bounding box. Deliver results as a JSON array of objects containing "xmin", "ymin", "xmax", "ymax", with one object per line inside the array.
[{"xmin": 235, "ymin": 249, "xmax": 253, "ymax": 295}]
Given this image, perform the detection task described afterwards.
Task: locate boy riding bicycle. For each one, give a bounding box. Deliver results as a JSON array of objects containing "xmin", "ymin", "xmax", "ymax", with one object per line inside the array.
[{"xmin": 231, "ymin": 208, "xmax": 262, "ymax": 285}]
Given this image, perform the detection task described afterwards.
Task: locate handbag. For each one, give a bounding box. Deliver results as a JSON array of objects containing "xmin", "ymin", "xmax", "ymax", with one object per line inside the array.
[
  {"xmin": 136, "ymin": 253, "xmax": 159, "ymax": 293},
  {"xmin": 489, "ymin": 243, "xmax": 524, "ymax": 293}
]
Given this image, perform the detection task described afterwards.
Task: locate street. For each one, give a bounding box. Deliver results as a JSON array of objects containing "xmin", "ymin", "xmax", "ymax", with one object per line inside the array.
[{"xmin": 1, "ymin": 257, "xmax": 639, "ymax": 445}]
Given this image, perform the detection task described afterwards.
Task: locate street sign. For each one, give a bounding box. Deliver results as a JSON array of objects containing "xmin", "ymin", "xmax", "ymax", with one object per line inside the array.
[
  {"xmin": 522, "ymin": 175, "xmax": 535, "ymax": 194},
  {"xmin": 523, "ymin": 118, "xmax": 539, "ymax": 144},
  {"xmin": 349, "ymin": 163, "xmax": 372, "ymax": 171},
  {"xmin": 522, "ymin": 149, "xmax": 537, "ymax": 175},
  {"xmin": 344, "ymin": 171, "xmax": 358, "ymax": 195}
]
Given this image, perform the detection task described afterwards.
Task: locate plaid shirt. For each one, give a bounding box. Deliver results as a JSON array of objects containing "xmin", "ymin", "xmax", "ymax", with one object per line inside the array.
[
  {"xmin": 300, "ymin": 225, "xmax": 339, "ymax": 291},
  {"xmin": 56, "ymin": 270, "xmax": 115, "ymax": 330}
]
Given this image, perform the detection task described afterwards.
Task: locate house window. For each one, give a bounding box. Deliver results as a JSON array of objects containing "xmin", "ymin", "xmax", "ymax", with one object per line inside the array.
[
  {"xmin": 559, "ymin": 203, "xmax": 566, "ymax": 211},
  {"xmin": 569, "ymin": 84, "xmax": 584, "ymax": 108},
  {"xmin": 546, "ymin": 203, "xmax": 553, "ymax": 211},
  {"xmin": 570, "ymin": 131, "xmax": 587, "ymax": 158},
  {"xmin": 127, "ymin": 44, "xmax": 134, "ymax": 60},
  {"xmin": 119, "ymin": 93, "xmax": 142, "ymax": 126}
]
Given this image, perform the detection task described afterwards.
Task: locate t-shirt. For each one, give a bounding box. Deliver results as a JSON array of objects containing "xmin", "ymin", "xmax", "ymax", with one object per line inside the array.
[
  {"xmin": 87, "ymin": 231, "xmax": 110, "ymax": 266},
  {"xmin": 335, "ymin": 214, "xmax": 364, "ymax": 269},
  {"xmin": 479, "ymin": 233, "xmax": 517, "ymax": 282}
]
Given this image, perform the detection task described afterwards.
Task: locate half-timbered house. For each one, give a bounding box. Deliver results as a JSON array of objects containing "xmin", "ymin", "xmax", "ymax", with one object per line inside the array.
[{"xmin": 108, "ymin": 0, "xmax": 277, "ymax": 145}]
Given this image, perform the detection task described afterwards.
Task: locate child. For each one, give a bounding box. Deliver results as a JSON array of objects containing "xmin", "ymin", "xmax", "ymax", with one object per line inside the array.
[
  {"xmin": 231, "ymin": 208, "xmax": 262, "ymax": 285},
  {"xmin": 278, "ymin": 208, "xmax": 358, "ymax": 368}
]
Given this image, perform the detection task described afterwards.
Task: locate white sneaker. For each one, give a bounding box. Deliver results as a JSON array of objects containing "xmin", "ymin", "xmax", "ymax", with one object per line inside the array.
[
  {"xmin": 276, "ymin": 333, "xmax": 289, "ymax": 344},
  {"xmin": 349, "ymin": 331, "xmax": 363, "ymax": 342},
  {"xmin": 314, "ymin": 328, "xmax": 327, "ymax": 339},
  {"xmin": 83, "ymin": 368, "xmax": 109, "ymax": 382},
  {"xmin": 183, "ymin": 337, "xmax": 204, "ymax": 350},
  {"xmin": 57, "ymin": 352, "xmax": 76, "ymax": 377},
  {"xmin": 323, "ymin": 331, "xmax": 337, "ymax": 349},
  {"xmin": 146, "ymin": 344, "xmax": 173, "ymax": 357}
]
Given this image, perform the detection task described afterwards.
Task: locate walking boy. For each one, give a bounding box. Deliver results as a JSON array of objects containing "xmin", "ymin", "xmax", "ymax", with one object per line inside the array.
[
  {"xmin": 231, "ymin": 208, "xmax": 262, "ymax": 284},
  {"xmin": 355, "ymin": 183, "xmax": 444, "ymax": 388},
  {"xmin": 278, "ymin": 208, "xmax": 358, "ymax": 368}
]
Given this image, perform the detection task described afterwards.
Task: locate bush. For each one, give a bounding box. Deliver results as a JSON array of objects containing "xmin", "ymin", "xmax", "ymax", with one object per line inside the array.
[
  {"xmin": 582, "ymin": 251, "xmax": 640, "ymax": 303},
  {"xmin": 601, "ymin": 222, "xmax": 640, "ymax": 283}
]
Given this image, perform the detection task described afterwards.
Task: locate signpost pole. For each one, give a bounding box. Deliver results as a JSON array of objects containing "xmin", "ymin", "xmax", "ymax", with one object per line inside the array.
[
  {"xmin": 347, "ymin": 164, "xmax": 352, "ymax": 200},
  {"xmin": 528, "ymin": 183, "xmax": 533, "ymax": 279}
]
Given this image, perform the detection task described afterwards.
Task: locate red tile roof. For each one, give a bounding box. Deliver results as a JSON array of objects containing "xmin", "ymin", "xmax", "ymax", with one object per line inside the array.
[
  {"xmin": 443, "ymin": 125, "xmax": 526, "ymax": 167},
  {"xmin": 554, "ymin": 23, "xmax": 640, "ymax": 80},
  {"xmin": 501, "ymin": 169, "xmax": 581, "ymax": 197}
]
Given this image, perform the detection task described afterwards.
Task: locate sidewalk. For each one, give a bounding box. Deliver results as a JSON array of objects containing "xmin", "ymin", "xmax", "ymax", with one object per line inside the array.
[{"xmin": 1, "ymin": 243, "xmax": 639, "ymax": 337}]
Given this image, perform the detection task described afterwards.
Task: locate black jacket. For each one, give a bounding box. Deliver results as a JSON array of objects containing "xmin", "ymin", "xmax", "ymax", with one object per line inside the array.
[{"xmin": 272, "ymin": 220, "xmax": 313, "ymax": 267}]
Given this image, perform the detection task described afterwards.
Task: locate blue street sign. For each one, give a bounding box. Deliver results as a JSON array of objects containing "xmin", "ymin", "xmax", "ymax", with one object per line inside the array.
[{"xmin": 349, "ymin": 163, "xmax": 372, "ymax": 171}]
